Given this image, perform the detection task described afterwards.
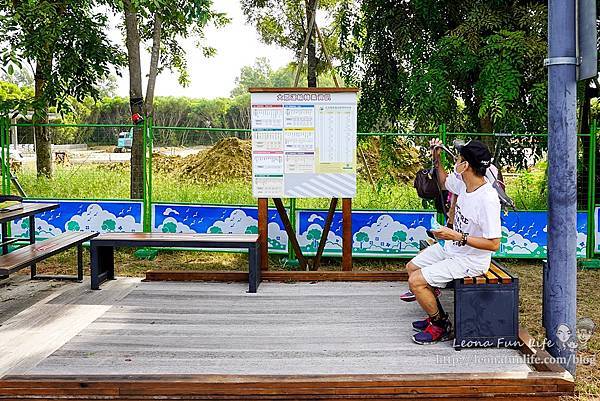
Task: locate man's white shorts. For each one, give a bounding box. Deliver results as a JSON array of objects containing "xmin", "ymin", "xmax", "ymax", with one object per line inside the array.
[{"xmin": 410, "ymin": 243, "xmax": 488, "ymax": 288}]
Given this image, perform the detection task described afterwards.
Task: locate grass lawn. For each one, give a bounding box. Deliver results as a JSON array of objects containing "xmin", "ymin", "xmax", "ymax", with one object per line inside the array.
[
  {"xmin": 15, "ymin": 162, "xmax": 551, "ymax": 210},
  {"xmin": 16, "ymin": 164, "xmax": 425, "ymax": 210}
]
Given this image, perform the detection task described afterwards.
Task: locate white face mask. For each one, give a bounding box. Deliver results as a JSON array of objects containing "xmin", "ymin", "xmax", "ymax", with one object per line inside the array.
[{"xmin": 453, "ymin": 161, "xmax": 468, "ymax": 176}]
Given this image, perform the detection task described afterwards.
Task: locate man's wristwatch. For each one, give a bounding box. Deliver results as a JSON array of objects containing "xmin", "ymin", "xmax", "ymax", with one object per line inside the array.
[{"xmin": 459, "ymin": 232, "xmax": 468, "ymax": 246}]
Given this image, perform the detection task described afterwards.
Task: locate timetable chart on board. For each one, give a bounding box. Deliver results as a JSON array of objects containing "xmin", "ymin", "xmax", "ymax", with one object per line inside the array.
[{"xmin": 250, "ymin": 89, "xmax": 358, "ymax": 198}]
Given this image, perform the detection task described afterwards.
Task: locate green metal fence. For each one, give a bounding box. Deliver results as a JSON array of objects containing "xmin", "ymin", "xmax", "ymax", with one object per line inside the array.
[{"xmin": 0, "ymin": 117, "xmax": 597, "ymax": 259}]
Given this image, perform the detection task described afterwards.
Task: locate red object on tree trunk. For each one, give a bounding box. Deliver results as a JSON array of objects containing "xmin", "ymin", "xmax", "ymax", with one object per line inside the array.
[{"xmin": 132, "ymin": 113, "xmax": 144, "ymax": 125}]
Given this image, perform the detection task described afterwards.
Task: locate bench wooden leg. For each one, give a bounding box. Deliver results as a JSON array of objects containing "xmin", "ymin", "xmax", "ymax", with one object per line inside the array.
[
  {"xmin": 91, "ymin": 245, "xmax": 115, "ymax": 290},
  {"xmin": 29, "ymin": 216, "xmax": 36, "ymax": 279},
  {"xmin": 248, "ymin": 244, "xmax": 261, "ymax": 293},
  {"xmin": 77, "ymin": 244, "xmax": 83, "ymax": 282},
  {"xmin": 1, "ymin": 222, "xmax": 8, "ymax": 255}
]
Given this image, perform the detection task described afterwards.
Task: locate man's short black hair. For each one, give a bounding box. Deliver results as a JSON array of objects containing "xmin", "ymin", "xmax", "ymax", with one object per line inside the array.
[{"xmin": 459, "ymin": 140, "xmax": 492, "ymax": 177}]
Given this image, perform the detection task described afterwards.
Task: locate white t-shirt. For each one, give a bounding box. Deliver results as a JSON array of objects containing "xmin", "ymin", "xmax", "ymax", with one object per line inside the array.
[{"xmin": 443, "ymin": 173, "xmax": 502, "ymax": 271}]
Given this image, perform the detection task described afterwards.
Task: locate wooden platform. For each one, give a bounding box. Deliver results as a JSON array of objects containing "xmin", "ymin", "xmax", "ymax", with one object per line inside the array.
[{"xmin": 0, "ymin": 279, "xmax": 573, "ymax": 400}]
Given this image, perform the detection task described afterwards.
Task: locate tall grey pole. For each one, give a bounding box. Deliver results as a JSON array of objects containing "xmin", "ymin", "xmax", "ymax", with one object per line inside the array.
[{"xmin": 545, "ymin": 0, "xmax": 577, "ymax": 375}]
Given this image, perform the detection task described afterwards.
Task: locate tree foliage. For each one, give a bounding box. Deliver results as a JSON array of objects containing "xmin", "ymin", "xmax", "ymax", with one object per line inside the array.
[
  {"xmin": 241, "ymin": 0, "xmax": 342, "ymax": 86},
  {"xmin": 339, "ymin": 0, "xmax": 548, "ymax": 137},
  {"xmin": 0, "ymin": 0, "xmax": 125, "ymax": 115},
  {"xmin": 0, "ymin": 0, "xmax": 125, "ymax": 177}
]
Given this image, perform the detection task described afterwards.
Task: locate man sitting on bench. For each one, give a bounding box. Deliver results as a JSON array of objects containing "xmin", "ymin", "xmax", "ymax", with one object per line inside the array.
[{"xmin": 405, "ymin": 139, "xmax": 502, "ymax": 345}]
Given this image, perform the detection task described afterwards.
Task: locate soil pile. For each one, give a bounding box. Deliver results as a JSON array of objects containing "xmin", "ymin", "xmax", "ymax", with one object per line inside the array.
[
  {"xmin": 357, "ymin": 137, "xmax": 421, "ymax": 184},
  {"xmin": 179, "ymin": 137, "xmax": 252, "ymax": 184}
]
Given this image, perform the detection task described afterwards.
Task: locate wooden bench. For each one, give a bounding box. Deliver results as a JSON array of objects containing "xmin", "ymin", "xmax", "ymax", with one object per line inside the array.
[
  {"xmin": 418, "ymin": 240, "xmax": 519, "ymax": 350},
  {"xmin": 0, "ymin": 231, "xmax": 99, "ymax": 281},
  {"xmin": 90, "ymin": 233, "xmax": 261, "ymax": 292}
]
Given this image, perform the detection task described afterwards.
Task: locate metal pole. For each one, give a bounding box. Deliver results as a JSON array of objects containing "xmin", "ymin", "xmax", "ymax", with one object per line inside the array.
[
  {"xmin": 545, "ymin": 0, "xmax": 577, "ymax": 375},
  {"xmin": 147, "ymin": 115, "xmax": 153, "ymax": 232},
  {"xmin": 141, "ymin": 117, "xmax": 150, "ymax": 232},
  {"xmin": 0, "ymin": 118, "xmax": 6, "ymax": 195},
  {"xmin": 587, "ymin": 120, "xmax": 597, "ymax": 258}
]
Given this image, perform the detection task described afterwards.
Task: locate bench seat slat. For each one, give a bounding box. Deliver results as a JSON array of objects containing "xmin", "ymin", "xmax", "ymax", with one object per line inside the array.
[
  {"xmin": 489, "ymin": 263, "xmax": 512, "ymax": 284},
  {"xmin": 0, "ymin": 232, "xmax": 97, "ymax": 274},
  {"xmin": 484, "ymin": 268, "xmax": 499, "ymax": 284}
]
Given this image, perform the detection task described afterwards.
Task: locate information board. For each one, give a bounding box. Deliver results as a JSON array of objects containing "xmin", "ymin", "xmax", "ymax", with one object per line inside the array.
[{"xmin": 250, "ymin": 88, "xmax": 358, "ymax": 198}]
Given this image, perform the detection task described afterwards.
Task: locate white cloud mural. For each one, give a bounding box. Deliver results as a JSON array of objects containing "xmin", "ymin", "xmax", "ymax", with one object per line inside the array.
[
  {"xmin": 307, "ymin": 214, "xmax": 325, "ymax": 223},
  {"xmin": 352, "ymin": 215, "xmax": 418, "ymax": 251},
  {"xmin": 268, "ymin": 222, "xmax": 288, "ymax": 248},
  {"xmin": 208, "ymin": 209, "xmax": 258, "ymax": 234},
  {"xmin": 163, "ymin": 208, "xmax": 180, "ymax": 216},
  {"xmin": 298, "ymin": 223, "xmax": 343, "ymax": 251},
  {"xmin": 576, "ymin": 231, "xmax": 587, "ymax": 257},
  {"xmin": 157, "ymin": 216, "xmax": 195, "ymax": 233},
  {"xmin": 65, "ymin": 204, "xmax": 142, "ymax": 233},
  {"xmin": 501, "ymin": 228, "xmax": 541, "ymax": 255},
  {"xmin": 12, "ymin": 218, "xmax": 62, "ymax": 238}
]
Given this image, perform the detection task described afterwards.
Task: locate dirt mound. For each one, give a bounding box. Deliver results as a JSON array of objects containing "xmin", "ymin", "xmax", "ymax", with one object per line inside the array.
[
  {"xmin": 179, "ymin": 137, "xmax": 252, "ymax": 184},
  {"xmin": 153, "ymin": 153, "xmax": 183, "ymax": 175},
  {"xmin": 95, "ymin": 136, "xmax": 420, "ymax": 187},
  {"xmin": 357, "ymin": 137, "xmax": 421, "ymax": 184}
]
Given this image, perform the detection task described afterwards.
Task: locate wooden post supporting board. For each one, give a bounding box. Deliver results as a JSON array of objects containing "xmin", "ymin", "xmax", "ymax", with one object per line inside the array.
[
  {"xmin": 273, "ymin": 198, "xmax": 308, "ymax": 270},
  {"xmin": 312, "ymin": 198, "xmax": 338, "ymax": 270},
  {"xmin": 258, "ymin": 198, "xmax": 269, "ymax": 271}
]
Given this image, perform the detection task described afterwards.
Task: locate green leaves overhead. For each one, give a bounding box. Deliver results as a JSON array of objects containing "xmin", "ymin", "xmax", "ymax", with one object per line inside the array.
[
  {"xmin": 339, "ymin": 0, "xmax": 549, "ymax": 136},
  {"xmin": 0, "ymin": 0, "xmax": 126, "ymax": 116}
]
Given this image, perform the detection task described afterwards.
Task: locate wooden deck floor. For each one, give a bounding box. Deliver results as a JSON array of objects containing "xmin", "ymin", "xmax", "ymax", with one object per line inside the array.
[
  {"xmin": 0, "ymin": 278, "xmax": 573, "ymax": 400},
  {"xmin": 1, "ymin": 279, "xmax": 531, "ymax": 376}
]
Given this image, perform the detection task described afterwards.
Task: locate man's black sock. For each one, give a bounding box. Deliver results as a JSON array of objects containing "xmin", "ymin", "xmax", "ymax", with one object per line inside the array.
[
  {"xmin": 429, "ymin": 299, "xmax": 449, "ymax": 327},
  {"xmin": 436, "ymin": 297, "xmax": 447, "ymax": 319}
]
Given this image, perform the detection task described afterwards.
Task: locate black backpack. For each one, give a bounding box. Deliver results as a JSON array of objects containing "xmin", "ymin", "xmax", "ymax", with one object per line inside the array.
[{"xmin": 413, "ymin": 168, "xmax": 449, "ymax": 216}]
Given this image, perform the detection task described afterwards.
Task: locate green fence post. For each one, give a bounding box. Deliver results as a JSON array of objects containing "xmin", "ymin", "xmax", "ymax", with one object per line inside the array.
[
  {"xmin": 0, "ymin": 118, "xmax": 5, "ymax": 195},
  {"xmin": 586, "ymin": 120, "xmax": 597, "ymax": 259},
  {"xmin": 437, "ymin": 123, "xmax": 447, "ymax": 225},
  {"xmin": 147, "ymin": 115, "xmax": 153, "ymax": 233},
  {"xmin": 134, "ymin": 115, "xmax": 157, "ymax": 260},
  {"xmin": 0, "ymin": 117, "xmax": 9, "ymax": 195}
]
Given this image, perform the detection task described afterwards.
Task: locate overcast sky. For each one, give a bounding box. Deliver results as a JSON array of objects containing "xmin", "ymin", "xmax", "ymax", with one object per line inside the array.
[{"xmin": 111, "ymin": 1, "xmax": 294, "ymax": 99}]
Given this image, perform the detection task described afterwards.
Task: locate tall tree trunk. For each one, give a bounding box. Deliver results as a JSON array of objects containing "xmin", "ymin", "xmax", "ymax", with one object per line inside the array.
[
  {"xmin": 306, "ymin": 0, "xmax": 317, "ymax": 88},
  {"xmin": 479, "ymin": 114, "xmax": 493, "ymax": 133},
  {"xmin": 124, "ymin": 0, "xmax": 144, "ymax": 200},
  {"xmin": 33, "ymin": 59, "xmax": 52, "ymax": 178},
  {"xmin": 145, "ymin": 15, "xmax": 162, "ymax": 116}
]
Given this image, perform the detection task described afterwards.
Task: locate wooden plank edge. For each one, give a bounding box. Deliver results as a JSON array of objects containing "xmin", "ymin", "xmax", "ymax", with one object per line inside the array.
[
  {"xmin": 144, "ymin": 271, "xmax": 409, "ymax": 282},
  {"xmin": 1, "ymin": 371, "xmax": 574, "ymax": 386},
  {"xmin": 518, "ymin": 326, "xmax": 575, "ymax": 393}
]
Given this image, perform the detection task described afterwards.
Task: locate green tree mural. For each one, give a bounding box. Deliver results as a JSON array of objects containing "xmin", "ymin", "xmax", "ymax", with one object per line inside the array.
[
  {"xmin": 355, "ymin": 231, "xmax": 369, "ymax": 250},
  {"xmin": 245, "ymin": 225, "xmax": 258, "ymax": 234},
  {"xmin": 101, "ymin": 219, "xmax": 116, "ymax": 232},
  {"xmin": 66, "ymin": 221, "xmax": 80, "ymax": 232},
  {"xmin": 162, "ymin": 221, "xmax": 177, "ymax": 233},
  {"xmin": 392, "ymin": 230, "xmax": 407, "ymax": 251},
  {"xmin": 306, "ymin": 228, "xmax": 322, "ymax": 250},
  {"xmin": 209, "ymin": 226, "xmax": 223, "ymax": 234}
]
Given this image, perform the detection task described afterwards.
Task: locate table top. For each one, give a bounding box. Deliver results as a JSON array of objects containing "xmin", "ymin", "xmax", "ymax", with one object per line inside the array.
[{"xmin": 0, "ymin": 203, "xmax": 59, "ymax": 224}]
